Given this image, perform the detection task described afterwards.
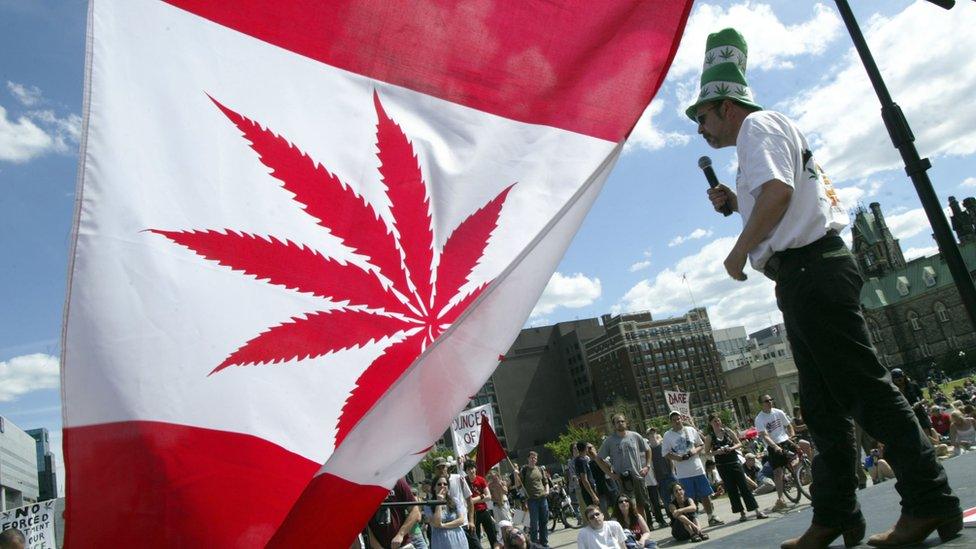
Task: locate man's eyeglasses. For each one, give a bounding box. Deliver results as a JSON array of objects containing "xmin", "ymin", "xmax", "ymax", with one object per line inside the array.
[
  {"xmin": 696, "ymin": 103, "xmax": 720, "ymax": 125},
  {"xmin": 587, "ymin": 511, "xmax": 602, "ymax": 520}
]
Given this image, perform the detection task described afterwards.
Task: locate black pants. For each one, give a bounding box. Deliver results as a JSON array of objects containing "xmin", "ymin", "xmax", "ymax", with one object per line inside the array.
[
  {"xmin": 474, "ymin": 508, "xmax": 496, "ymax": 546},
  {"xmin": 773, "ymin": 239, "xmax": 959, "ymax": 527},
  {"xmin": 644, "ymin": 484, "xmax": 667, "ymax": 526},
  {"xmin": 716, "ymin": 461, "xmax": 758, "ymax": 513}
]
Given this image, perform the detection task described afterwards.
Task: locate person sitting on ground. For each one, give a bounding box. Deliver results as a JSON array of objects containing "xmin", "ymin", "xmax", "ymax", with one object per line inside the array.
[
  {"xmin": 704, "ymin": 459, "xmax": 724, "ymax": 496},
  {"xmin": 615, "ymin": 495, "xmax": 654, "ymax": 548},
  {"xmin": 577, "ymin": 505, "xmax": 627, "ymax": 549},
  {"xmin": 949, "ymin": 410, "xmax": 976, "ymax": 455},
  {"xmin": 668, "ymin": 482, "xmax": 707, "ymax": 543},
  {"xmin": 930, "ymin": 405, "xmax": 952, "ymax": 437},
  {"xmin": 864, "ymin": 443, "xmax": 895, "ymax": 484},
  {"xmin": 498, "ymin": 525, "xmax": 545, "ymax": 549}
]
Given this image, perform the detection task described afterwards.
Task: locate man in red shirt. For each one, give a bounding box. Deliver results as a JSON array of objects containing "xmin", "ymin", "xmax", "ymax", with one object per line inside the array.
[
  {"xmin": 366, "ymin": 476, "xmax": 425, "ymax": 549},
  {"xmin": 930, "ymin": 406, "xmax": 951, "ymax": 437},
  {"xmin": 465, "ymin": 459, "xmax": 497, "ymax": 547}
]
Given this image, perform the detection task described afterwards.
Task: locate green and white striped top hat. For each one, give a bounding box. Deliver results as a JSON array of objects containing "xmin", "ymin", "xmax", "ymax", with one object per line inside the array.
[
  {"xmin": 703, "ymin": 28, "xmax": 748, "ymax": 72},
  {"xmin": 685, "ymin": 29, "xmax": 763, "ymax": 121}
]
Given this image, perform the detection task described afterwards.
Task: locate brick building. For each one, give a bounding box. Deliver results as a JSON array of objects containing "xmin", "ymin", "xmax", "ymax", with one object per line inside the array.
[
  {"xmin": 854, "ymin": 199, "xmax": 976, "ymax": 377},
  {"xmin": 585, "ymin": 308, "xmax": 727, "ymax": 423}
]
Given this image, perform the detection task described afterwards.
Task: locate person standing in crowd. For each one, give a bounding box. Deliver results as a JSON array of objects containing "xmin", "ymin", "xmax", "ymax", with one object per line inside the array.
[
  {"xmin": 367, "ymin": 475, "xmax": 428, "ymax": 549},
  {"xmin": 465, "ymin": 460, "xmax": 498, "ymax": 548},
  {"xmin": 515, "ymin": 451, "xmax": 550, "ymax": 547},
  {"xmin": 640, "ymin": 428, "xmax": 669, "ymax": 530},
  {"xmin": 754, "ymin": 395, "xmax": 796, "ymax": 512},
  {"xmin": 587, "ymin": 443, "xmax": 617, "ymax": 514},
  {"xmin": 433, "ymin": 458, "xmax": 474, "ymax": 538},
  {"xmin": 576, "ymin": 505, "xmax": 627, "ymax": 549},
  {"xmin": 488, "ymin": 468, "xmax": 512, "ymax": 524},
  {"xmin": 891, "ymin": 369, "xmax": 924, "ymax": 405},
  {"xmin": 668, "ymin": 482, "xmax": 707, "ymax": 543},
  {"xmin": 690, "ymin": 26, "xmax": 960, "ymax": 547},
  {"xmin": 567, "ymin": 444, "xmax": 583, "ymax": 511},
  {"xmin": 574, "ymin": 441, "xmax": 600, "ymax": 508},
  {"xmin": 426, "ymin": 474, "xmax": 469, "ymax": 549},
  {"xmin": 595, "ymin": 414, "xmax": 654, "ymax": 522},
  {"xmin": 703, "ymin": 413, "xmax": 768, "ymax": 523},
  {"xmin": 661, "ymin": 411, "xmax": 724, "ymax": 526},
  {"xmin": 648, "ymin": 427, "xmax": 677, "ymax": 510}
]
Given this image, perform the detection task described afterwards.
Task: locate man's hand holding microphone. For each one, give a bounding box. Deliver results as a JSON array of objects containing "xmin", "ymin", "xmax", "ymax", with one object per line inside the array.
[{"xmin": 700, "ymin": 156, "xmax": 748, "ymax": 281}]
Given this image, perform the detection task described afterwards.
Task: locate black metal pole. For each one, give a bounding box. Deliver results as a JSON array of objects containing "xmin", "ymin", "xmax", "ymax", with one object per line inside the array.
[{"xmin": 834, "ymin": 0, "xmax": 976, "ymax": 331}]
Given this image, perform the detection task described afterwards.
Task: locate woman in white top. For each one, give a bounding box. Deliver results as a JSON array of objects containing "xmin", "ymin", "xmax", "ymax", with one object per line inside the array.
[{"xmin": 948, "ymin": 411, "xmax": 976, "ymax": 454}]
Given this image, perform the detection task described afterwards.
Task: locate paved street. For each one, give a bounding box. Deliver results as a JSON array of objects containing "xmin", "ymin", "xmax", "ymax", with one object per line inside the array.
[{"xmin": 508, "ymin": 451, "xmax": 974, "ymax": 548}]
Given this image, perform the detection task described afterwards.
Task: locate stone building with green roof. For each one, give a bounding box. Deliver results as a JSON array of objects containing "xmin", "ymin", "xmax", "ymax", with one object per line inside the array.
[{"xmin": 855, "ymin": 199, "xmax": 976, "ymax": 378}]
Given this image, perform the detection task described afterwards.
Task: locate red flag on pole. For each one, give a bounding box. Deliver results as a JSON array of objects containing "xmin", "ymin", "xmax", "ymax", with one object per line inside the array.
[{"xmin": 476, "ymin": 418, "xmax": 507, "ymax": 477}]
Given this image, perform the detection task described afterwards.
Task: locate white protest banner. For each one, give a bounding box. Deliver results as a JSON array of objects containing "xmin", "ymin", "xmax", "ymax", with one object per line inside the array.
[
  {"xmin": 451, "ymin": 404, "xmax": 494, "ymax": 457},
  {"xmin": 665, "ymin": 390, "xmax": 691, "ymax": 418},
  {"xmin": 1, "ymin": 500, "xmax": 56, "ymax": 548}
]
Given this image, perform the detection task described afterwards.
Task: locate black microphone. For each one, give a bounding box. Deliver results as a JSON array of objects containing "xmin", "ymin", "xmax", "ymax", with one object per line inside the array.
[{"xmin": 699, "ymin": 156, "xmax": 733, "ymax": 217}]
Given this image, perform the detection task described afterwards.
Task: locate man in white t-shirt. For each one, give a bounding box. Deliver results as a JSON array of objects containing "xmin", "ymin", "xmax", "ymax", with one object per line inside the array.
[
  {"xmin": 754, "ymin": 394, "xmax": 795, "ymax": 512},
  {"xmin": 687, "ymin": 27, "xmax": 960, "ymax": 548},
  {"xmin": 661, "ymin": 411, "xmax": 723, "ymax": 526},
  {"xmin": 576, "ymin": 505, "xmax": 626, "ymax": 549}
]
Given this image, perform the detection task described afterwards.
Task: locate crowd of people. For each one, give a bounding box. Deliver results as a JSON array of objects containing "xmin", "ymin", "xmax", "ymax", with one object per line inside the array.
[{"xmin": 348, "ymin": 373, "xmax": 975, "ymax": 549}]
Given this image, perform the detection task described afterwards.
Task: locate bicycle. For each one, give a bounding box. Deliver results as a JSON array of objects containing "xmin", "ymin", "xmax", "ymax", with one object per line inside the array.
[
  {"xmin": 781, "ymin": 447, "xmax": 812, "ymax": 503},
  {"xmin": 547, "ymin": 481, "xmax": 583, "ymax": 530}
]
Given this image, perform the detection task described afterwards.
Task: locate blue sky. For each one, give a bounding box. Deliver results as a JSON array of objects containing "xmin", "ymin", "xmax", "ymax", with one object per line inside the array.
[{"xmin": 2, "ymin": 0, "xmax": 975, "ymax": 493}]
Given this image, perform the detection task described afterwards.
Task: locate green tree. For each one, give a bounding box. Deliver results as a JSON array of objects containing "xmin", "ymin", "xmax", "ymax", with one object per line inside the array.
[
  {"xmin": 419, "ymin": 447, "xmax": 456, "ymax": 477},
  {"xmin": 646, "ymin": 415, "xmax": 671, "ymax": 434},
  {"xmin": 544, "ymin": 424, "xmax": 603, "ymax": 463}
]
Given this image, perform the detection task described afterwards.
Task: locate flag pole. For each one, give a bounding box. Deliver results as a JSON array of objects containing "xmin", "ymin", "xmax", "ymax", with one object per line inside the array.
[{"xmin": 833, "ymin": 0, "xmax": 976, "ymax": 334}]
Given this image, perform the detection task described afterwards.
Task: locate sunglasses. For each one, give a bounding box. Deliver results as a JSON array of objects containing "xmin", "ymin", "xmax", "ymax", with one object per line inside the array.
[
  {"xmin": 435, "ymin": 482, "xmax": 449, "ymax": 487},
  {"xmin": 695, "ymin": 104, "xmax": 720, "ymax": 125},
  {"xmin": 762, "ymin": 399, "xmax": 774, "ymax": 403},
  {"xmin": 618, "ymin": 499, "xmax": 630, "ymax": 504},
  {"xmin": 587, "ymin": 512, "xmax": 602, "ymax": 520}
]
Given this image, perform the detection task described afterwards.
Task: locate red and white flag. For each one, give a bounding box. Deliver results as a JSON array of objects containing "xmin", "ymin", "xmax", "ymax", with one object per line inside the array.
[{"xmin": 62, "ymin": 1, "xmax": 691, "ymax": 546}]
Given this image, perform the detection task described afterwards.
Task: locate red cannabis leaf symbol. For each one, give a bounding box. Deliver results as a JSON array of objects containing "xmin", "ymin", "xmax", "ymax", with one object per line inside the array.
[{"xmin": 151, "ymin": 92, "xmax": 514, "ymax": 446}]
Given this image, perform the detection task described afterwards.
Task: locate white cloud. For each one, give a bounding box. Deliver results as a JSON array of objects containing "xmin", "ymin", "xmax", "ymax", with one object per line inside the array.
[
  {"xmin": 834, "ymin": 178, "xmax": 883, "ymax": 210},
  {"xmin": 885, "ymin": 207, "xmax": 940, "ymax": 241},
  {"xmin": 530, "ymin": 272, "xmax": 601, "ymax": 317},
  {"xmin": 668, "ymin": 228, "xmax": 713, "ymax": 247},
  {"xmin": 0, "ymin": 353, "xmax": 60, "ymax": 401},
  {"xmin": 629, "ymin": 260, "xmax": 652, "ymax": 273},
  {"xmin": 30, "ymin": 109, "xmax": 82, "ymax": 153},
  {"xmin": 671, "ymin": 3, "xmax": 842, "ymax": 78},
  {"xmin": 1, "ymin": 81, "xmax": 81, "ymax": 163},
  {"xmin": 785, "ymin": 2, "xmax": 976, "ymax": 181},
  {"xmin": 961, "ymin": 177, "xmax": 976, "ymax": 188},
  {"xmin": 7, "ymin": 81, "xmax": 42, "ymax": 106},
  {"xmin": 0, "ymin": 105, "xmax": 54, "ymax": 162},
  {"xmin": 624, "ymin": 99, "xmax": 691, "ymax": 153},
  {"xmin": 616, "ymin": 237, "xmax": 781, "ymax": 333},
  {"xmin": 903, "ymin": 245, "xmax": 939, "ymax": 261}
]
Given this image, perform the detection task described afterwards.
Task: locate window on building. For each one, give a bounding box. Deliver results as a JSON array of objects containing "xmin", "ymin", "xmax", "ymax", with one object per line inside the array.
[
  {"xmin": 908, "ymin": 311, "xmax": 921, "ymax": 331},
  {"xmin": 896, "ymin": 276, "xmax": 910, "ymax": 297},
  {"xmin": 934, "ymin": 302, "xmax": 949, "ymax": 323},
  {"xmin": 867, "ymin": 319, "xmax": 883, "ymax": 342},
  {"xmin": 922, "ymin": 266, "xmax": 937, "ymax": 287}
]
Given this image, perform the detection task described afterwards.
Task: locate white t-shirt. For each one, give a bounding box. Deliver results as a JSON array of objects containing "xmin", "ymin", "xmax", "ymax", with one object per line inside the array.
[
  {"xmin": 755, "ymin": 408, "xmax": 792, "ymax": 444},
  {"xmin": 577, "ymin": 519, "xmax": 627, "ymax": 549},
  {"xmin": 447, "ymin": 473, "xmax": 472, "ymax": 526},
  {"xmin": 661, "ymin": 426, "xmax": 706, "ymax": 480},
  {"xmin": 735, "ymin": 110, "xmax": 847, "ymax": 270}
]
